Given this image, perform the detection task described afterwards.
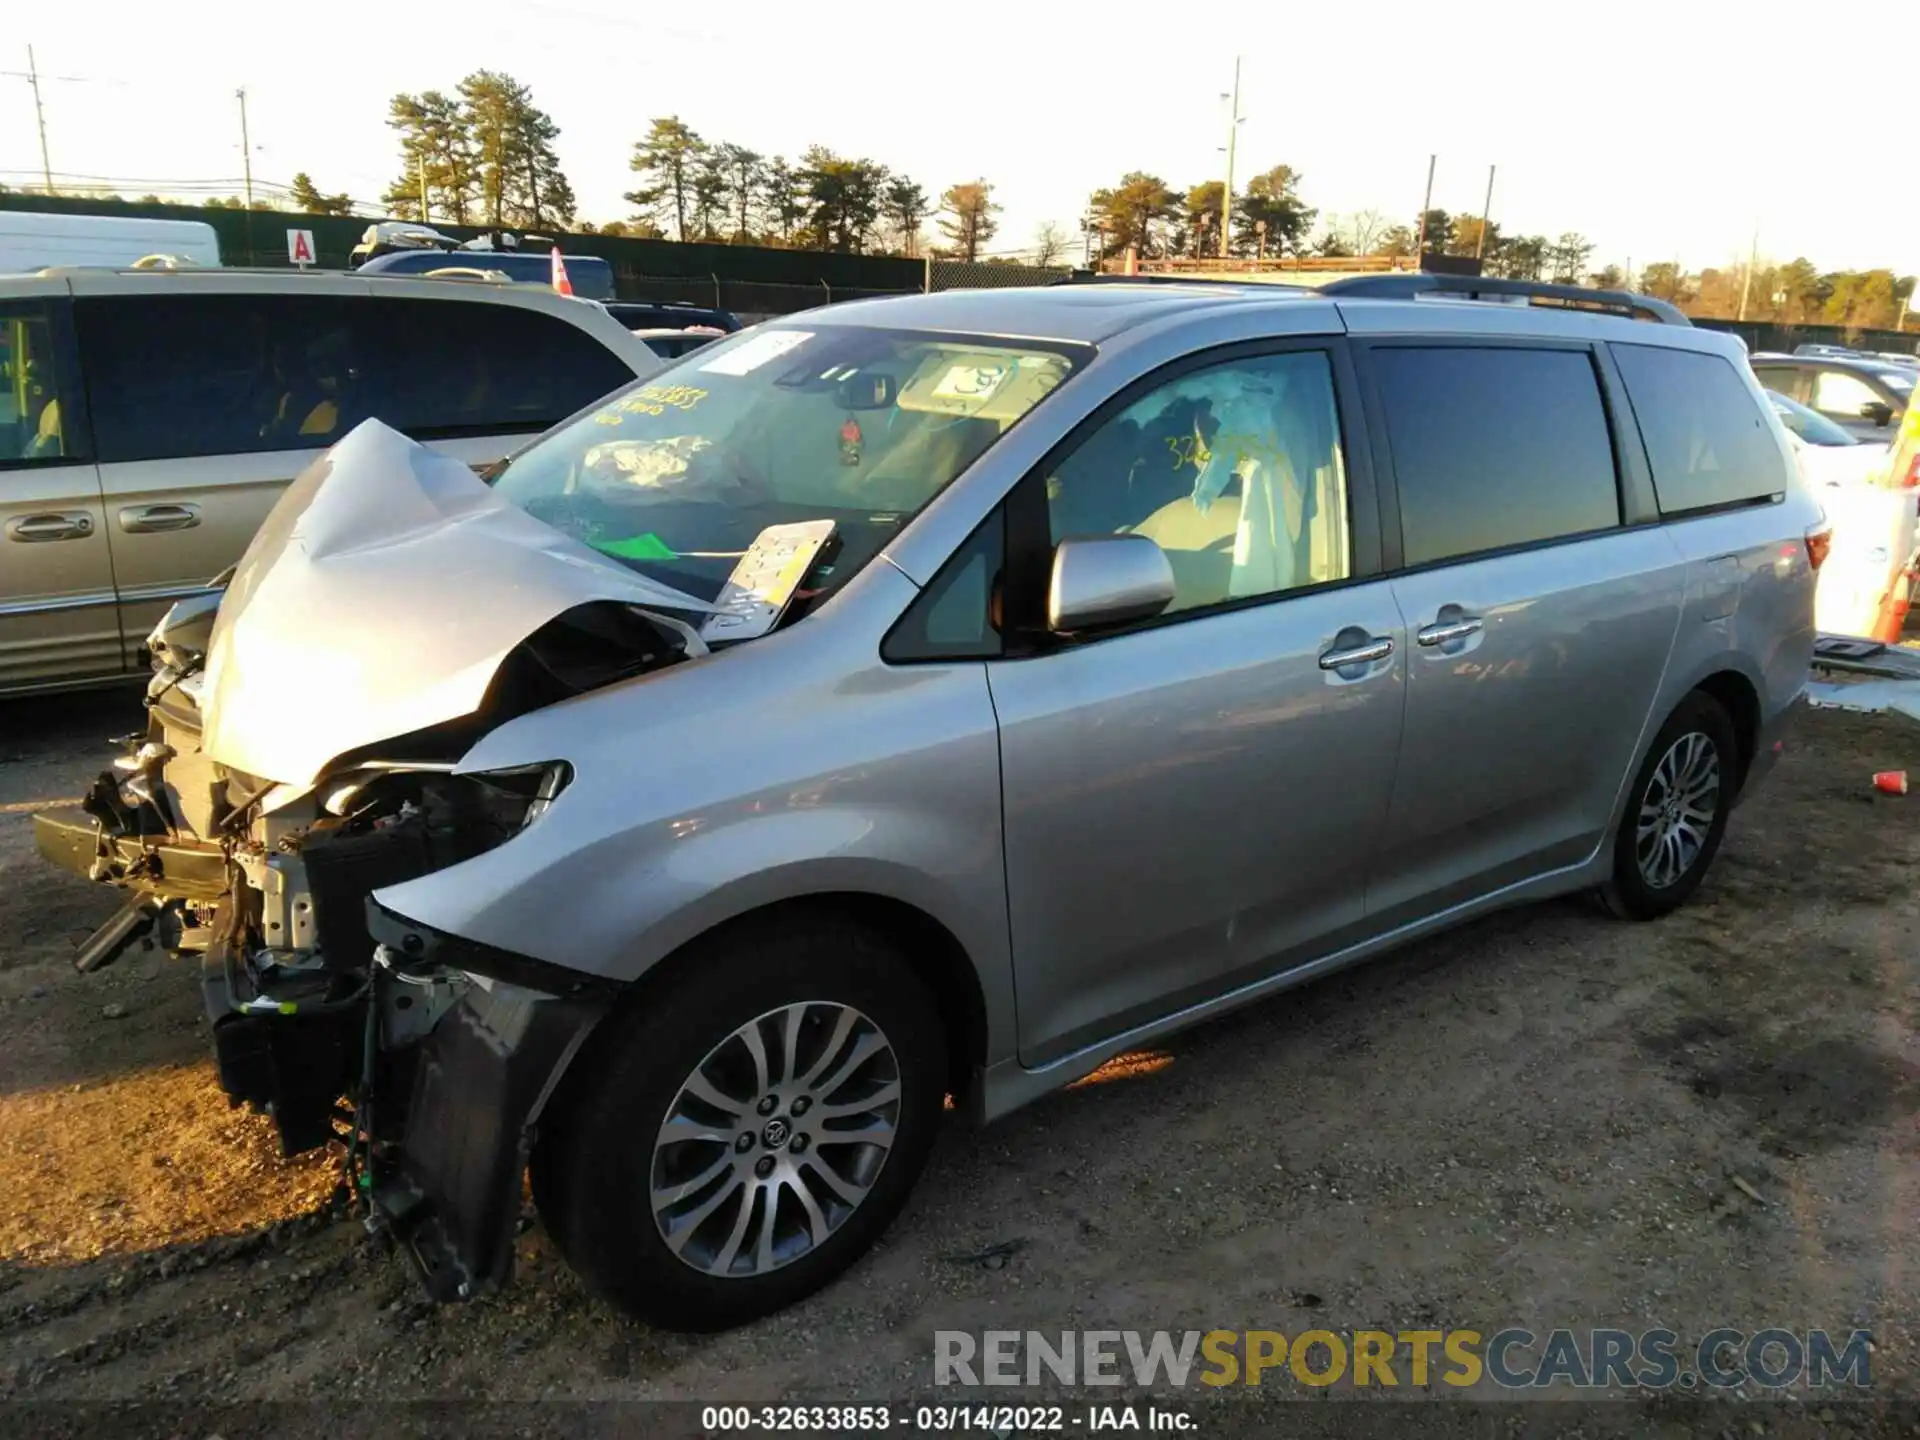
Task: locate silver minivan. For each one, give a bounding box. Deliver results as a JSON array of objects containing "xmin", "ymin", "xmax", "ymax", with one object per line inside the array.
[{"xmin": 36, "ymin": 276, "xmax": 1825, "ymax": 1331}]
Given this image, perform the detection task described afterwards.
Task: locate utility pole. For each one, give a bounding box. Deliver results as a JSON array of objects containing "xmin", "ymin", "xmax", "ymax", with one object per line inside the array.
[
  {"xmin": 1475, "ymin": 164, "xmax": 1496, "ymax": 260},
  {"xmin": 417, "ymin": 150, "xmax": 430, "ymax": 221},
  {"xmin": 235, "ymin": 87, "xmax": 253, "ymax": 209},
  {"xmin": 1219, "ymin": 57, "xmax": 1242, "ymax": 261},
  {"xmin": 1737, "ymin": 227, "xmax": 1758, "ymax": 321},
  {"xmin": 1414, "ymin": 154, "xmax": 1436, "ymax": 262},
  {"xmin": 26, "ymin": 46, "xmax": 52, "ymax": 194}
]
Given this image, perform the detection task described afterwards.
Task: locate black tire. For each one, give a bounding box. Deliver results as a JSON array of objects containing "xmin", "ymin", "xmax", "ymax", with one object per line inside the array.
[
  {"xmin": 535, "ymin": 915, "xmax": 946, "ymax": 1331},
  {"xmin": 1599, "ymin": 691, "xmax": 1738, "ymax": 921}
]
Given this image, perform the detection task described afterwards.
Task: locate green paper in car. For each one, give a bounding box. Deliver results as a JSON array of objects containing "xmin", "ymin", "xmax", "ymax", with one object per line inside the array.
[{"xmin": 591, "ymin": 532, "xmax": 680, "ymax": 561}]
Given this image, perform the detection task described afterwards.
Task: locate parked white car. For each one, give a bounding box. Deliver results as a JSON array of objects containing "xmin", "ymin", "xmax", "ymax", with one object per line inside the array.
[
  {"xmin": 1768, "ymin": 389, "xmax": 1891, "ymax": 488},
  {"xmin": 1769, "ymin": 389, "xmax": 1917, "ymax": 637}
]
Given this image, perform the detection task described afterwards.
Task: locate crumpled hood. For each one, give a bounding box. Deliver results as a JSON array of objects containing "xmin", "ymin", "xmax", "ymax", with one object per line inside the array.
[{"xmin": 200, "ymin": 420, "xmax": 710, "ymax": 788}]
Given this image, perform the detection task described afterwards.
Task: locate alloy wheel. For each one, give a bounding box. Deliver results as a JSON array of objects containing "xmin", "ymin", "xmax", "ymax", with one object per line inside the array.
[
  {"xmin": 650, "ymin": 1001, "xmax": 901, "ymax": 1278},
  {"xmin": 1636, "ymin": 730, "xmax": 1721, "ymax": 890}
]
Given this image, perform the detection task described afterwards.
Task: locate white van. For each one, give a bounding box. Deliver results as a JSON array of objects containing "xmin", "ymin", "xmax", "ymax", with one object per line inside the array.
[{"xmin": 0, "ymin": 211, "xmax": 223, "ymax": 273}]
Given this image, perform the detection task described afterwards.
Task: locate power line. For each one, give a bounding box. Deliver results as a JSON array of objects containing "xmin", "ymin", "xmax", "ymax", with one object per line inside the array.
[{"xmin": 0, "ymin": 169, "xmax": 294, "ymax": 194}]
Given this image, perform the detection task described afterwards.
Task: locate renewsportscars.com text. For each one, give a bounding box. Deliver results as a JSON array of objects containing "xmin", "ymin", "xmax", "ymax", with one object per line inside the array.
[{"xmin": 934, "ymin": 1328, "xmax": 1872, "ymax": 1391}]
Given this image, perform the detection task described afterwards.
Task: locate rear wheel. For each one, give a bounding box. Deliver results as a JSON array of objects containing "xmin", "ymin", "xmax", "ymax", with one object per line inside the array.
[
  {"xmin": 1600, "ymin": 692, "xmax": 1737, "ymax": 920},
  {"xmin": 536, "ymin": 917, "xmax": 946, "ymax": 1331}
]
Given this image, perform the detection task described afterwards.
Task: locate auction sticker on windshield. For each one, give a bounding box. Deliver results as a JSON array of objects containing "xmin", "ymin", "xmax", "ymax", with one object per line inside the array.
[
  {"xmin": 931, "ymin": 362, "xmax": 1009, "ymax": 400},
  {"xmin": 699, "ymin": 330, "xmax": 813, "ymax": 376}
]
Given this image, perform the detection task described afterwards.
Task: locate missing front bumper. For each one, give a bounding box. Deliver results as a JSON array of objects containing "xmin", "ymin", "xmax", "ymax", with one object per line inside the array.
[
  {"xmin": 362, "ymin": 902, "xmax": 612, "ymax": 1302},
  {"xmin": 370, "ymin": 976, "xmax": 605, "ymax": 1300},
  {"xmin": 33, "ymin": 804, "xmax": 228, "ymax": 900}
]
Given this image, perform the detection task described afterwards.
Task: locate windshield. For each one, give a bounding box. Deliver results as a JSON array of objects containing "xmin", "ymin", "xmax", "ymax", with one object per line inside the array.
[
  {"xmin": 1767, "ymin": 389, "xmax": 1857, "ymax": 447},
  {"xmin": 1873, "ymin": 369, "xmax": 1914, "ymax": 398},
  {"xmin": 492, "ymin": 325, "xmax": 1082, "ymax": 610}
]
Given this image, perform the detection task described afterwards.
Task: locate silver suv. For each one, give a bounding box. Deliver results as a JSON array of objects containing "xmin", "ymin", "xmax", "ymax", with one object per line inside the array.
[{"xmin": 36, "ymin": 275, "xmax": 1825, "ymax": 1331}]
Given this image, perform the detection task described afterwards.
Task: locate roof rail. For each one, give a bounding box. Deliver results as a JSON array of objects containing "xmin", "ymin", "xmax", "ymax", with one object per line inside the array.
[
  {"xmin": 417, "ymin": 266, "xmax": 514, "ymax": 284},
  {"xmin": 1048, "ymin": 271, "xmax": 1308, "ymax": 291},
  {"xmin": 1321, "ymin": 273, "xmax": 1690, "ymax": 326},
  {"xmin": 34, "ymin": 264, "xmax": 341, "ymax": 279}
]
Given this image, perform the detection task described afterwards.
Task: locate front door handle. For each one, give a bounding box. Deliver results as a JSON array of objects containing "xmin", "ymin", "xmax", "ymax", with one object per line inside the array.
[
  {"xmin": 118, "ymin": 503, "xmax": 201, "ymax": 534},
  {"xmin": 5, "ymin": 512, "xmax": 94, "ymax": 543},
  {"xmin": 1417, "ymin": 616, "xmax": 1484, "ymax": 647},
  {"xmin": 1319, "ymin": 636, "xmax": 1394, "ymax": 670}
]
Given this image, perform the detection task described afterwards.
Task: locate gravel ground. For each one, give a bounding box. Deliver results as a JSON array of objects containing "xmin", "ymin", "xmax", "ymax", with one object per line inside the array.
[{"xmin": 0, "ymin": 686, "xmax": 1915, "ymax": 1436}]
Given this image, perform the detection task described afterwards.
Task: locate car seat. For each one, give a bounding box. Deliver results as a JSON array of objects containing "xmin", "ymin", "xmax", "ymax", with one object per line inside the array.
[
  {"xmin": 23, "ymin": 397, "xmax": 63, "ymax": 460},
  {"xmin": 1129, "ymin": 487, "xmax": 1242, "ymax": 610},
  {"xmin": 862, "ymin": 416, "xmax": 1002, "ymax": 509}
]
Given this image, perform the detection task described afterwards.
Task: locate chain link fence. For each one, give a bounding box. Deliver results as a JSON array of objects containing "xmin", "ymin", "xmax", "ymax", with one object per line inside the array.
[
  {"xmin": 925, "ymin": 259, "xmax": 1071, "ymax": 292},
  {"xmin": 1692, "ymin": 318, "xmax": 1918, "ymax": 356},
  {"xmin": 619, "ymin": 261, "xmax": 1089, "ymax": 320},
  {"xmin": 612, "ymin": 271, "xmax": 921, "ymax": 322}
]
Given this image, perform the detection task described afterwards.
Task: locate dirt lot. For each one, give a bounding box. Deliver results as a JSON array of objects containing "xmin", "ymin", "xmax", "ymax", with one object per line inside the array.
[{"xmin": 0, "ymin": 686, "xmax": 1916, "ymax": 1432}]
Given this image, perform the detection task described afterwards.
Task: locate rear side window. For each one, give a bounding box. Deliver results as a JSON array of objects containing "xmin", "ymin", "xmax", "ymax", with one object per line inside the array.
[
  {"xmin": 78, "ymin": 294, "xmax": 634, "ymax": 463},
  {"xmin": 1611, "ymin": 344, "xmax": 1789, "ymax": 516},
  {"xmin": 78, "ymin": 294, "xmax": 359, "ymax": 463},
  {"xmin": 354, "ymin": 299, "xmax": 633, "ymax": 439},
  {"xmin": 1372, "ymin": 346, "xmax": 1620, "ymax": 568}
]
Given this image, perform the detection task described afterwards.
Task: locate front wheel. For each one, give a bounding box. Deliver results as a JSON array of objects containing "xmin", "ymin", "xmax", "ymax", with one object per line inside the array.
[
  {"xmin": 537, "ymin": 917, "xmax": 946, "ymax": 1331},
  {"xmin": 1600, "ymin": 691, "xmax": 1738, "ymax": 920}
]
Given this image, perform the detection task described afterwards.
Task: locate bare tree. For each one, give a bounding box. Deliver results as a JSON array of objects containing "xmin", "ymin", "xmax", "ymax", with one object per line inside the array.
[
  {"xmin": 1032, "ymin": 220, "xmax": 1069, "ymax": 268},
  {"xmin": 1339, "ymin": 208, "xmax": 1387, "ymax": 255}
]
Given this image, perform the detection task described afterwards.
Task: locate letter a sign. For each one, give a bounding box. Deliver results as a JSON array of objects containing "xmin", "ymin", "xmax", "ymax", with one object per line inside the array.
[{"xmin": 287, "ymin": 229, "xmax": 317, "ymax": 268}]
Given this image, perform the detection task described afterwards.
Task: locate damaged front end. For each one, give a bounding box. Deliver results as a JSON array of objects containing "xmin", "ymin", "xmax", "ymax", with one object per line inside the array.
[{"xmin": 34, "ymin": 422, "xmax": 712, "ymax": 1302}]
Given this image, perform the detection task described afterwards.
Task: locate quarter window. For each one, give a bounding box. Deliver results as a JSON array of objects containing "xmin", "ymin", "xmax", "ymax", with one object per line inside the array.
[
  {"xmin": 1043, "ymin": 350, "xmax": 1350, "ymax": 615},
  {"xmin": 1371, "ymin": 346, "xmax": 1620, "ymax": 567},
  {"xmin": 0, "ymin": 301, "xmax": 75, "ymax": 467},
  {"xmin": 1751, "ymin": 365, "xmax": 1806, "ymax": 403},
  {"xmin": 1612, "ymin": 343, "xmax": 1790, "ymax": 515},
  {"xmin": 883, "ymin": 508, "xmax": 1005, "ymax": 661}
]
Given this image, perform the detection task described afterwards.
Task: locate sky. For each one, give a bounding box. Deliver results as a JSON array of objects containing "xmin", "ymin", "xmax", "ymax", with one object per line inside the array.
[{"xmin": 7, "ymin": 0, "xmax": 1917, "ymax": 278}]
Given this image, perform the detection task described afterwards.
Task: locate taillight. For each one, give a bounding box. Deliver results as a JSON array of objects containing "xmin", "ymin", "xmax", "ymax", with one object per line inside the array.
[
  {"xmin": 1805, "ymin": 521, "xmax": 1833, "ymax": 571},
  {"xmin": 1902, "ymin": 450, "xmax": 1920, "ymax": 489}
]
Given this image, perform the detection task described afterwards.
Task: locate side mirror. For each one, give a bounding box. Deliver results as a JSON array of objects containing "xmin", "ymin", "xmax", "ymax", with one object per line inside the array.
[
  {"xmin": 1859, "ymin": 400, "xmax": 1895, "ymax": 427},
  {"xmin": 1047, "ymin": 535, "xmax": 1175, "ymax": 634},
  {"xmin": 835, "ymin": 372, "xmax": 897, "ymax": 410}
]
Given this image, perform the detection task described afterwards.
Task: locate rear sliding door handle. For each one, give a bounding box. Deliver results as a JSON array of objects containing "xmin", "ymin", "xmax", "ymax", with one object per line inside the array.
[
  {"xmin": 118, "ymin": 503, "xmax": 201, "ymax": 534},
  {"xmin": 1319, "ymin": 636, "xmax": 1394, "ymax": 669},
  {"xmin": 1417, "ymin": 617, "xmax": 1484, "ymax": 646}
]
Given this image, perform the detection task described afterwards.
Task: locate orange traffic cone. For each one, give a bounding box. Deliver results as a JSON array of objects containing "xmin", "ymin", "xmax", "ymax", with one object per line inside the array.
[
  {"xmin": 550, "ymin": 246, "xmax": 574, "ymax": 297},
  {"xmin": 1870, "ymin": 563, "xmax": 1915, "ymax": 643}
]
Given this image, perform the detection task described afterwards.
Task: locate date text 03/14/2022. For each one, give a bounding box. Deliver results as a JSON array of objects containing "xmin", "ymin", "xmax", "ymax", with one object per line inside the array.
[{"xmin": 701, "ymin": 1404, "xmax": 1195, "ymax": 1431}]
